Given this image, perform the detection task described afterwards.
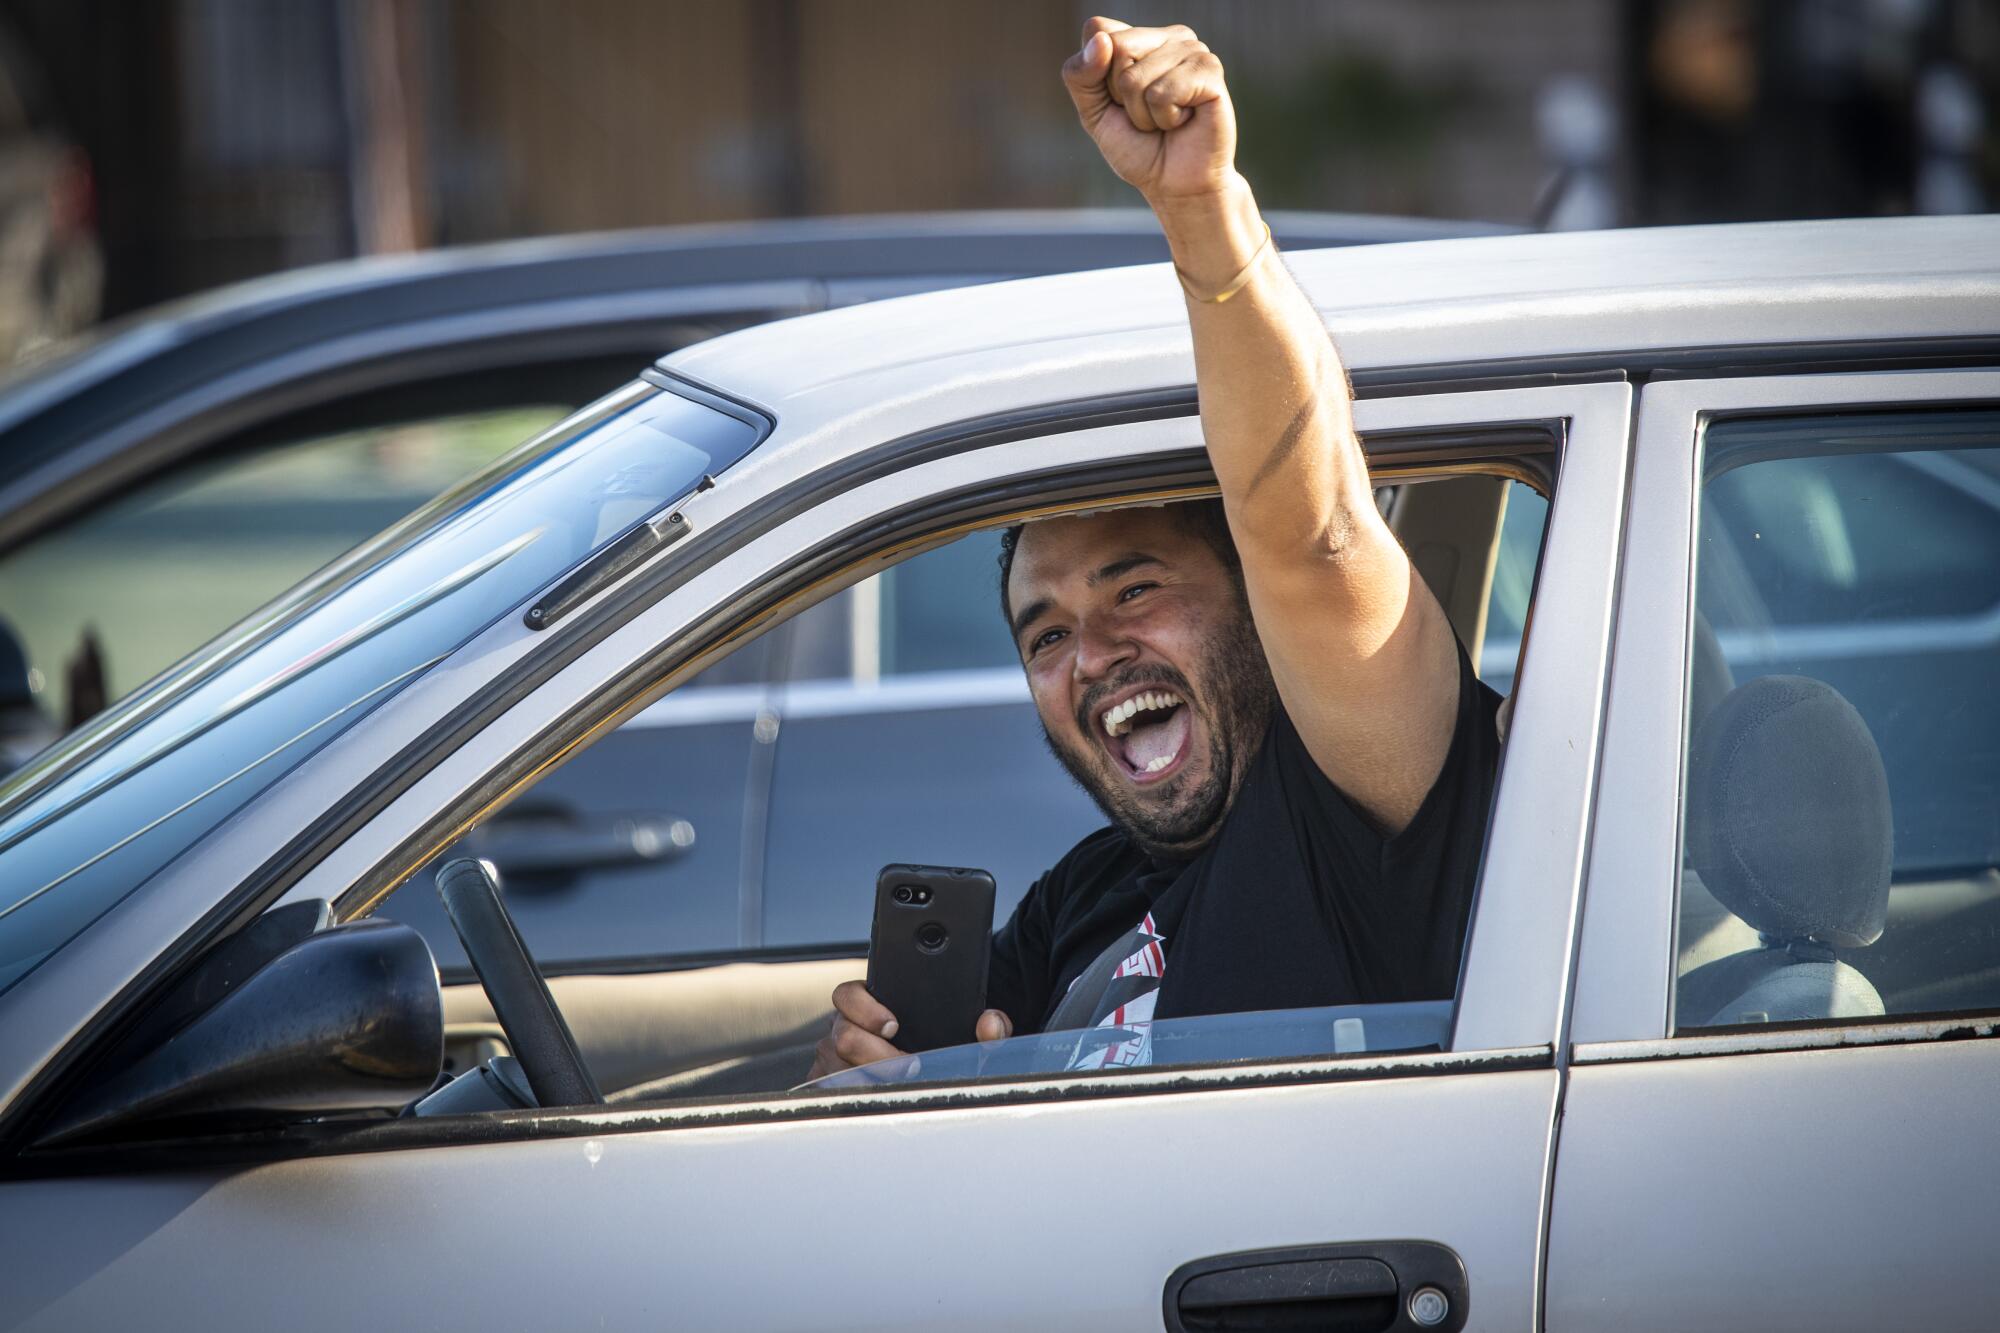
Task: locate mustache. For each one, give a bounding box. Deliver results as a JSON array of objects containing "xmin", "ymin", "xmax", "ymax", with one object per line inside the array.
[{"xmin": 1073, "ymin": 663, "xmax": 1195, "ymax": 738}]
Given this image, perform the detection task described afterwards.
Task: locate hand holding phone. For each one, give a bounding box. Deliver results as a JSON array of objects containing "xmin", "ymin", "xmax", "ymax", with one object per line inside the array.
[
  {"xmin": 808, "ymin": 980, "xmax": 1013, "ymax": 1083},
  {"xmin": 865, "ymin": 864, "xmax": 996, "ymax": 1053}
]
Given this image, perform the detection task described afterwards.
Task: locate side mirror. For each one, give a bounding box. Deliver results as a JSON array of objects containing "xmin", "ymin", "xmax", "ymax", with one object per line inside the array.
[{"xmin": 37, "ymin": 915, "xmax": 443, "ymax": 1147}]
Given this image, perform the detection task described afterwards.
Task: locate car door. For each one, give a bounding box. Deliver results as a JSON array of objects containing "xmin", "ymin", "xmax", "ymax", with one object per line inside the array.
[
  {"xmin": 0, "ymin": 379, "xmax": 1628, "ymax": 1331},
  {"xmin": 1546, "ymin": 370, "xmax": 2000, "ymax": 1331}
]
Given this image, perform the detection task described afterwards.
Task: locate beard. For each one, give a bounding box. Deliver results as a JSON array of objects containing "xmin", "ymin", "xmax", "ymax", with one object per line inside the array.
[{"xmin": 1040, "ymin": 600, "xmax": 1276, "ymax": 861}]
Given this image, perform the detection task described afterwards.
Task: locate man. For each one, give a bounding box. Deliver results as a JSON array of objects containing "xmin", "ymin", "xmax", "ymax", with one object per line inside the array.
[{"xmin": 810, "ymin": 17, "xmax": 1501, "ymax": 1077}]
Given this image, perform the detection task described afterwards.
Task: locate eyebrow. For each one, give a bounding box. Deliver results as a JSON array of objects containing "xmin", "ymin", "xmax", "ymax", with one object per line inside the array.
[
  {"xmin": 1088, "ymin": 553, "xmax": 1166, "ymax": 587},
  {"xmin": 1009, "ymin": 553, "xmax": 1167, "ymax": 648},
  {"xmin": 1009, "ymin": 597, "xmax": 1053, "ymax": 648}
]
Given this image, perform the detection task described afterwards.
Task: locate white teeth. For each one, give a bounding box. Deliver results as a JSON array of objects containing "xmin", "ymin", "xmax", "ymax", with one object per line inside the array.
[
  {"xmin": 1143, "ymin": 755, "xmax": 1172, "ymax": 773},
  {"xmin": 1101, "ymin": 690, "xmax": 1186, "ymax": 738}
]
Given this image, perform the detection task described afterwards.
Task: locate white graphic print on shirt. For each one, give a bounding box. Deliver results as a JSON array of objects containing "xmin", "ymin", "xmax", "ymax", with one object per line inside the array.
[{"xmin": 1064, "ymin": 911, "xmax": 1167, "ymax": 1071}]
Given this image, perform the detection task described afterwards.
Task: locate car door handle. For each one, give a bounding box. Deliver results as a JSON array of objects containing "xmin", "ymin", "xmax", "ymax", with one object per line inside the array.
[
  {"xmin": 1164, "ymin": 1241, "xmax": 1466, "ymax": 1332},
  {"xmin": 458, "ymin": 813, "xmax": 695, "ymax": 887}
]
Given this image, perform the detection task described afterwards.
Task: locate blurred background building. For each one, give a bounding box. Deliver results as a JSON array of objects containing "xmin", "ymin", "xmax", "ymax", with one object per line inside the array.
[{"xmin": 0, "ymin": 0, "xmax": 1992, "ymax": 345}]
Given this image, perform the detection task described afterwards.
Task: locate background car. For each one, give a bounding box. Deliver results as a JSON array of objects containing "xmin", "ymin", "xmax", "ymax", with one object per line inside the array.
[{"xmin": 1, "ymin": 216, "xmax": 1996, "ymax": 1331}]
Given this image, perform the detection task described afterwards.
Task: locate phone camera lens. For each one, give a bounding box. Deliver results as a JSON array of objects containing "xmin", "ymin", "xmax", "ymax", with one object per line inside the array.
[
  {"xmin": 916, "ymin": 922, "xmax": 949, "ymax": 954},
  {"xmin": 893, "ymin": 885, "xmax": 914, "ymax": 905}
]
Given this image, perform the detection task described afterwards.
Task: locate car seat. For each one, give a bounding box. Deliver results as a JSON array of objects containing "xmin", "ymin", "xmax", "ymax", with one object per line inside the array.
[{"xmin": 1676, "ymin": 674, "xmax": 1893, "ymax": 1028}]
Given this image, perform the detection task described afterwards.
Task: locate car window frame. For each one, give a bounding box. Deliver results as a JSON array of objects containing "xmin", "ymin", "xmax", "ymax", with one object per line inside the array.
[
  {"xmin": 315, "ymin": 382, "xmax": 1624, "ymax": 1049},
  {"xmin": 308, "ymin": 378, "xmax": 1624, "ymax": 1032},
  {"xmin": 1568, "ymin": 367, "xmax": 2000, "ymax": 1057},
  {"xmin": 0, "ymin": 379, "xmax": 1628, "ymax": 1158}
]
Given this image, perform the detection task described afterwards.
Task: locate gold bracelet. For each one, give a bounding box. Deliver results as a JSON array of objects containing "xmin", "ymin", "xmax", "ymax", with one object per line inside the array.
[{"xmin": 1174, "ymin": 221, "xmax": 1273, "ymax": 304}]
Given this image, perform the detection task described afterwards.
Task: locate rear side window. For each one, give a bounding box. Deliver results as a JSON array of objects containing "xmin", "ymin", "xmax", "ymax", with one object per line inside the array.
[
  {"xmin": 1675, "ymin": 409, "xmax": 2000, "ymax": 1031},
  {"xmin": 1705, "ymin": 449, "xmax": 2000, "ymax": 623}
]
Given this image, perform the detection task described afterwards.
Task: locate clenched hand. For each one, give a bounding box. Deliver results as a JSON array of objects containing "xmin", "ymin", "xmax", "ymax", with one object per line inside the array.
[{"xmin": 1060, "ymin": 17, "xmax": 1238, "ymax": 206}]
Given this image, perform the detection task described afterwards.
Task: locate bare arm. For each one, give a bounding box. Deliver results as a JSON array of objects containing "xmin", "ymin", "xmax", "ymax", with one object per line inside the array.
[{"xmin": 1062, "ymin": 19, "xmax": 1461, "ymax": 834}]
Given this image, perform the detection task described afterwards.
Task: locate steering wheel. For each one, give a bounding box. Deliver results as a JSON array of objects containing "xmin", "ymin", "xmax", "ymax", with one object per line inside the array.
[{"xmin": 435, "ymin": 857, "xmax": 603, "ymax": 1107}]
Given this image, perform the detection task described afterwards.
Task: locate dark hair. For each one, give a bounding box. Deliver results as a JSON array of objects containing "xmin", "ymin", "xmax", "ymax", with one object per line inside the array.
[{"xmin": 996, "ymin": 497, "xmax": 1242, "ymax": 630}]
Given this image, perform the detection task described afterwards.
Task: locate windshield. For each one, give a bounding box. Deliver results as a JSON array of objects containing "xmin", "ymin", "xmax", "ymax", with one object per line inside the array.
[{"xmin": 0, "ymin": 381, "xmax": 762, "ymax": 996}]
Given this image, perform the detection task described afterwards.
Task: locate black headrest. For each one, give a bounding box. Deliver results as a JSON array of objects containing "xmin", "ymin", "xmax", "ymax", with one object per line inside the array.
[{"xmin": 1685, "ymin": 675, "xmax": 1892, "ymax": 948}]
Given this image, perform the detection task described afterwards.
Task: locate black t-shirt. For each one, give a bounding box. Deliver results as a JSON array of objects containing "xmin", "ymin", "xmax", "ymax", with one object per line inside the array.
[{"xmin": 987, "ymin": 648, "xmax": 1503, "ymax": 1038}]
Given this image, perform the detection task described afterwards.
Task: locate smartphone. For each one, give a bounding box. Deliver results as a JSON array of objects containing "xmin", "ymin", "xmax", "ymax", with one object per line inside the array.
[{"xmin": 866, "ymin": 864, "xmax": 996, "ymax": 1054}]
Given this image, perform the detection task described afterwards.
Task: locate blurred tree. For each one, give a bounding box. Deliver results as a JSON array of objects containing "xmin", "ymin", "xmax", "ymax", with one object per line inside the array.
[{"xmin": 1231, "ymin": 50, "xmax": 1479, "ymax": 216}]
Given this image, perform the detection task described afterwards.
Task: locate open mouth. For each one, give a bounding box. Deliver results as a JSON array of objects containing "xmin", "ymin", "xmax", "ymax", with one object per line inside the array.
[{"xmin": 1100, "ymin": 688, "xmax": 1193, "ymax": 784}]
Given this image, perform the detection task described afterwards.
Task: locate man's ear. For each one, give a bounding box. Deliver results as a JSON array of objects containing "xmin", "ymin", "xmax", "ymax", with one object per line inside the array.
[{"xmin": 1495, "ymin": 693, "xmax": 1516, "ymax": 744}]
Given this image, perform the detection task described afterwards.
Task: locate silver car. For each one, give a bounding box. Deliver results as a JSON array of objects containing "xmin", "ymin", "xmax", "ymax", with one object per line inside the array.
[{"xmin": 1, "ymin": 215, "xmax": 1996, "ymax": 1331}]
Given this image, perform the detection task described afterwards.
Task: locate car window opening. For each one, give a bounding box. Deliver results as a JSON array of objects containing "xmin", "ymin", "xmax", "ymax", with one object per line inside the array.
[{"xmin": 371, "ymin": 470, "xmax": 1547, "ymax": 1114}]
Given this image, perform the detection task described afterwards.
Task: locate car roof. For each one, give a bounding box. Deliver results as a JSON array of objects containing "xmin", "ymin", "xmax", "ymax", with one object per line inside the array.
[{"xmin": 664, "ymin": 216, "xmax": 2000, "ymax": 448}]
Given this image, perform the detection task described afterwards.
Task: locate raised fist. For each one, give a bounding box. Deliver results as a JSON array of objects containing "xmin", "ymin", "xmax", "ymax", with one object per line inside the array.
[{"xmin": 1061, "ymin": 17, "xmax": 1237, "ymax": 204}]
